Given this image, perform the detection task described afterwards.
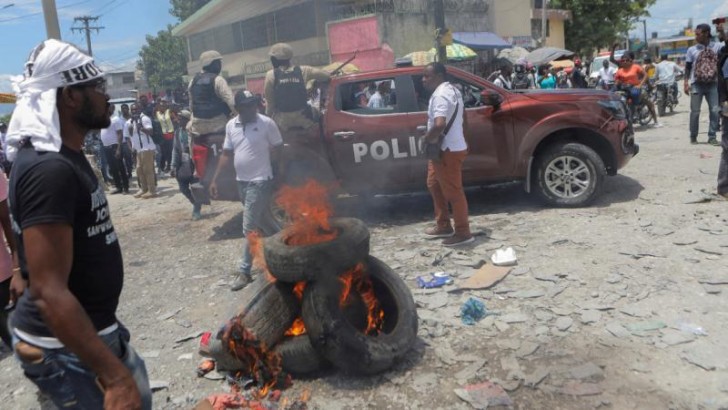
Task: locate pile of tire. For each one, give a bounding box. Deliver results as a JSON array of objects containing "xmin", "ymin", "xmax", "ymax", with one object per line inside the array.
[{"xmin": 239, "ymin": 217, "xmax": 417, "ymax": 376}]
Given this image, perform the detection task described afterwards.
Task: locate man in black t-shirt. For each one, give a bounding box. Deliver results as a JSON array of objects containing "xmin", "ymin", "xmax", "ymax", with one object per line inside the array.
[{"xmin": 5, "ymin": 40, "xmax": 150, "ymax": 409}]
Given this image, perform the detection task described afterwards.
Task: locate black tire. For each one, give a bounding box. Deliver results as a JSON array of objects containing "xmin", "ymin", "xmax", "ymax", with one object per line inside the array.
[
  {"xmin": 534, "ymin": 142, "xmax": 605, "ymax": 207},
  {"xmin": 263, "ymin": 217, "xmax": 370, "ymax": 283},
  {"xmin": 232, "ymin": 276, "xmax": 299, "ymax": 348},
  {"xmin": 637, "ymin": 104, "xmax": 651, "ymax": 126},
  {"xmin": 302, "ymin": 256, "xmax": 418, "ymax": 375},
  {"xmin": 274, "ymin": 336, "xmax": 329, "ymax": 375}
]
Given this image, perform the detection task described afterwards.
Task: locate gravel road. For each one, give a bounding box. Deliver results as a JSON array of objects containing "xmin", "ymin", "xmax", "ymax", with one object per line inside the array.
[{"xmin": 1, "ymin": 104, "xmax": 727, "ymax": 409}]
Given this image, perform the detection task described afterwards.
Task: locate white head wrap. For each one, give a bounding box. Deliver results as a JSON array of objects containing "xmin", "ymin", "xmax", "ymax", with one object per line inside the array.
[{"xmin": 6, "ymin": 39, "xmax": 104, "ymax": 161}]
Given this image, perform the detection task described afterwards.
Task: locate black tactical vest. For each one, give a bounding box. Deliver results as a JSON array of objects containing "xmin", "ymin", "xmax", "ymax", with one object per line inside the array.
[
  {"xmin": 273, "ymin": 66, "xmax": 309, "ymax": 113},
  {"xmin": 190, "ymin": 72, "xmax": 231, "ymax": 119}
]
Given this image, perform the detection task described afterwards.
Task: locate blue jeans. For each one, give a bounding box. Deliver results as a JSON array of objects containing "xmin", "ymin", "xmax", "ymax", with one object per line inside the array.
[
  {"xmin": 238, "ymin": 180, "xmax": 278, "ymax": 275},
  {"xmin": 690, "ymin": 82, "xmax": 720, "ymax": 140},
  {"xmin": 14, "ymin": 325, "xmax": 152, "ymax": 409}
]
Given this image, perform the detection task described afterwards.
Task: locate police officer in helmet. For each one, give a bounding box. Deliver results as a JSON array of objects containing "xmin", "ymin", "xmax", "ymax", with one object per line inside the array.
[
  {"xmin": 264, "ymin": 43, "xmax": 331, "ymax": 138},
  {"xmin": 187, "ymin": 50, "xmax": 236, "ymax": 136}
]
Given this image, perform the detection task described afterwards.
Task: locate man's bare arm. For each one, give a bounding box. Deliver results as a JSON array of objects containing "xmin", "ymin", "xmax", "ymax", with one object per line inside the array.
[{"xmin": 23, "ymin": 224, "xmax": 140, "ymax": 408}]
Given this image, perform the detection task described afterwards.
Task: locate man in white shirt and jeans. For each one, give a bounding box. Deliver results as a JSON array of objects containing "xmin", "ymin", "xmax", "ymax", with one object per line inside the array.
[
  {"xmin": 100, "ymin": 105, "xmax": 128, "ymax": 194},
  {"xmin": 127, "ymin": 103, "xmax": 157, "ymax": 198},
  {"xmin": 420, "ymin": 62, "xmax": 473, "ymax": 247},
  {"xmin": 210, "ymin": 90, "xmax": 283, "ymax": 290},
  {"xmin": 684, "ymin": 23, "xmax": 725, "ymax": 145}
]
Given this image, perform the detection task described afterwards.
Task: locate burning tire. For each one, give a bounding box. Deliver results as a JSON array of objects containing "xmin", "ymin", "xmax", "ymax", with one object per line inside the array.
[
  {"xmin": 302, "ymin": 256, "xmax": 418, "ymax": 375},
  {"xmin": 233, "ymin": 276, "xmax": 300, "ymax": 348},
  {"xmin": 274, "ymin": 336, "xmax": 328, "ymax": 375},
  {"xmin": 263, "ymin": 217, "xmax": 370, "ymax": 283}
]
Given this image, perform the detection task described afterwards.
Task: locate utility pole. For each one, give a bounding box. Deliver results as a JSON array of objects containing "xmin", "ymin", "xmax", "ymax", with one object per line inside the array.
[
  {"xmin": 41, "ymin": 0, "xmax": 61, "ymax": 39},
  {"xmin": 541, "ymin": 0, "xmax": 548, "ymax": 47},
  {"xmin": 640, "ymin": 19, "xmax": 648, "ymax": 51},
  {"xmin": 71, "ymin": 16, "xmax": 104, "ymax": 56},
  {"xmin": 433, "ymin": 0, "xmax": 447, "ymax": 63}
]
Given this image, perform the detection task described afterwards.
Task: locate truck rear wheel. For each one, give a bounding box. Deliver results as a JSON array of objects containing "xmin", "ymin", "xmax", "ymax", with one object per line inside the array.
[{"xmin": 534, "ymin": 142, "xmax": 605, "ymax": 207}]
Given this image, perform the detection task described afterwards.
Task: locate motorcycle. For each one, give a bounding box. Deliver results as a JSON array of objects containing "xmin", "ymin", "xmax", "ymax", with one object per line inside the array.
[
  {"xmin": 655, "ymin": 73, "xmax": 682, "ymax": 116},
  {"xmin": 615, "ymin": 84, "xmax": 652, "ymax": 127}
]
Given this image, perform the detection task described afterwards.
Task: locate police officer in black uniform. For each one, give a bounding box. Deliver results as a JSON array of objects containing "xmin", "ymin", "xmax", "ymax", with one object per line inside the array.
[
  {"xmin": 263, "ymin": 43, "xmax": 331, "ymax": 137},
  {"xmin": 187, "ymin": 50, "xmax": 235, "ymax": 136}
]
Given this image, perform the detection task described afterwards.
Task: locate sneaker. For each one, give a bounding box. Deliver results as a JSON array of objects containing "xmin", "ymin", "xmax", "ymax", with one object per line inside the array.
[
  {"xmin": 141, "ymin": 192, "xmax": 157, "ymax": 199},
  {"xmin": 231, "ymin": 274, "xmax": 252, "ymax": 291},
  {"xmin": 192, "ymin": 210, "xmax": 202, "ymax": 221},
  {"xmin": 690, "ymin": 139, "xmax": 698, "ymax": 145},
  {"xmin": 708, "ymin": 139, "xmax": 720, "ymax": 146},
  {"xmin": 442, "ymin": 234, "xmax": 475, "ymax": 247},
  {"xmin": 110, "ymin": 189, "xmax": 122, "ymax": 195},
  {"xmin": 134, "ymin": 191, "xmax": 147, "ymax": 198},
  {"xmin": 652, "ymin": 122, "xmax": 664, "ymax": 128},
  {"xmin": 424, "ymin": 226, "xmax": 455, "ymax": 238}
]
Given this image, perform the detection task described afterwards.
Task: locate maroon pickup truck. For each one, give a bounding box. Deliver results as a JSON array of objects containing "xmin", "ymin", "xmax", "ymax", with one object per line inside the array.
[{"xmin": 191, "ymin": 65, "xmax": 636, "ymax": 212}]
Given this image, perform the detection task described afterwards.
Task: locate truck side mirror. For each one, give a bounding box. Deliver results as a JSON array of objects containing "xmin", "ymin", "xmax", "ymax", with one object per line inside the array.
[{"xmin": 481, "ymin": 90, "xmax": 503, "ymax": 108}]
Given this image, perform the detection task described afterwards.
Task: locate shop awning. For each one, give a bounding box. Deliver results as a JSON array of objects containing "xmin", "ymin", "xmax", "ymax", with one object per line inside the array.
[{"xmin": 452, "ymin": 32, "xmax": 511, "ymax": 51}]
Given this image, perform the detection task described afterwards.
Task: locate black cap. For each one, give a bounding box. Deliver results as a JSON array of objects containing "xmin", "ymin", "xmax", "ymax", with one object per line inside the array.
[{"xmin": 234, "ymin": 90, "xmax": 258, "ymax": 106}]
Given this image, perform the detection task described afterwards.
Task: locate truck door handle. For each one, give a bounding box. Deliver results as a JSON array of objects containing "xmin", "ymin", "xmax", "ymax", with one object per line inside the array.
[
  {"xmin": 333, "ymin": 131, "xmax": 356, "ymax": 140},
  {"xmin": 416, "ymin": 125, "xmax": 427, "ymax": 132}
]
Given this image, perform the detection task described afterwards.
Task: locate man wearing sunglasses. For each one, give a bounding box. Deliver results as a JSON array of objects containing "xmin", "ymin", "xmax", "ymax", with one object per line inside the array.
[{"xmin": 4, "ymin": 40, "xmax": 150, "ymax": 409}]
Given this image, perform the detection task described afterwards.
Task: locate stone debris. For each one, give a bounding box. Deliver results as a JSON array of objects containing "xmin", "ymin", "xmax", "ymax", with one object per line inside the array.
[
  {"xmin": 605, "ymin": 322, "xmax": 631, "ymax": 339},
  {"xmin": 624, "ymin": 321, "xmax": 667, "ymax": 333},
  {"xmin": 580, "ymin": 310, "xmax": 602, "ymax": 324},
  {"xmin": 703, "ymin": 284, "xmax": 722, "ymax": 294},
  {"xmin": 555, "ymin": 317, "xmax": 574, "ymax": 331},
  {"xmin": 141, "ymin": 350, "xmax": 161, "ymax": 358},
  {"xmin": 516, "ymin": 341, "xmax": 540, "ymax": 358},
  {"xmin": 660, "ymin": 329, "xmax": 696, "ymax": 346},
  {"xmin": 149, "ymin": 380, "xmax": 169, "ymax": 392},
  {"xmin": 411, "ymin": 372, "xmax": 439, "ymax": 393},
  {"xmin": 681, "ymin": 349, "xmax": 717, "ymax": 371},
  {"xmin": 524, "ymin": 367, "xmax": 550, "ymax": 387},
  {"xmin": 549, "ymin": 381, "xmax": 603, "ymax": 396},
  {"xmin": 157, "ymin": 307, "xmax": 182, "ymax": 321},
  {"xmin": 510, "ymin": 289, "xmax": 546, "ymax": 299},
  {"xmin": 569, "ymin": 362, "xmax": 604, "ymax": 381},
  {"xmin": 455, "ymin": 359, "xmax": 486, "ymax": 382},
  {"xmin": 454, "ymin": 381, "xmax": 513, "ymax": 409},
  {"xmin": 499, "ymin": 312, "xmax": 529, "ymax": 324},
  {"xmin": 697, "ymin": 275, "xmax": 728, "ymax": 285}
]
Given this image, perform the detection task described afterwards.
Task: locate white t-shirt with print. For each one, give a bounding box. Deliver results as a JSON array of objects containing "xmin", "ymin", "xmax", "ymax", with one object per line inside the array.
[
  {"xmin": 427, "ymin": 81, "xmax": 466, "ymax": 152},
  {"xmin": 223, "ymin": 113, "xmax": 283, "ymax": 182}
]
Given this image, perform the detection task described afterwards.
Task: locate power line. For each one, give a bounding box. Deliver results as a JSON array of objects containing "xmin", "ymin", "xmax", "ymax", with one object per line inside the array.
[
  {"xmin": 0, "ymin": 0, "xmax": 90, "ymax": 23},
  {"xmin": 71, "ymin": 15, "xmax": 103, "ymax": 56}
]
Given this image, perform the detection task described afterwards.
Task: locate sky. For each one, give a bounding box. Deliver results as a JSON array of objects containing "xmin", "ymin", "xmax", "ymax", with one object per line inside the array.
[
  {"xmin": 0, "ymin": 0, "xmax": 177, "ymax": 97},
  {"xmin": 631, "ymin": 0, "xmax": 728, "ymax": 40},
  {"xmin": 1, "ymin": 0, "xmax": 728, "ymax": 97}
]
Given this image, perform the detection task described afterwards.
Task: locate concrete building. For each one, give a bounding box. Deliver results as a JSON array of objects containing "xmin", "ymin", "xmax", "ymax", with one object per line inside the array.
[
  {"xmin": 105, "ymin": 70, "xmax": 148, "ymax": 100},
  {"xmin": 488, "ymin": 0, "xmax": 571, "ymax": 49},
  {"xmin": 171, "ymin": 0, "xmax": 491, "ymax": 93}
]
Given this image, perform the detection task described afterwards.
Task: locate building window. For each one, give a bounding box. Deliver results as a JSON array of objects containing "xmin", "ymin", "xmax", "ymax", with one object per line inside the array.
[
  {"xmin": 531, "ymin": 18, "xmax": 550, "ymax": 39},
  {"xmin": 189, "ymin": 30, "xmax": 216, "ymax": 61},
  {"xmin": 122, "ymin": 75, "xmax": 135, "ymax": 84},
  {"xmin": 241, "ymin": 14, "xmax": 269, "ymax": 51},
  {"xmin": 274, "ymin": 3, "xmax": 317, "ymax": 43},
  {"xmin": 213, "ymin": 24, "xmax": 237, "ymax": 55}
]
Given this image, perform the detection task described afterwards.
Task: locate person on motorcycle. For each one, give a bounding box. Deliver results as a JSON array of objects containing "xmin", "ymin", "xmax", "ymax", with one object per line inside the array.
[
  {"xmin": 643, "ymin": 56, "xmax": 657, "ymax": 80},
  {"xmin": 611, "ymin": 45, "xmax": 662, "ymax": 127},
  {"xmin": 187, "ymin": 50, "xmax": 236, "ymax": 136},
  {"xmin": 598, "ymin": 59, "xmax": 616, "ymax": 90},
  {"xmin": 655, "ymin": 55, "xmax": 684, "ymax": 110}
]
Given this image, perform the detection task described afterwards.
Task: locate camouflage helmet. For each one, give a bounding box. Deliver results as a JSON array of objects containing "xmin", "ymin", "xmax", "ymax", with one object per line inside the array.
[
  {"xmin": 269, "ymin": 43, "xmax": 293, "ymax": 60},
  {"xmin": 199, "ymin": 50, "xmax": 222, "ymax": 67}
]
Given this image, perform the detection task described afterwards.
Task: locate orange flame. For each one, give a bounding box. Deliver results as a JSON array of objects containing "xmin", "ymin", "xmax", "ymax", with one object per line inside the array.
[
  {"xmin": 248, "ymin": 232, "xmax": 276, "ymax": 283},
  {"xmin": 276, "ymin": 180, "xmax": 337, "ymax": 246},
  {"xmin": 338, "ymin": 264, "xmax": 385, "ymax": 335},
  {"xmin": 284, "ymin": 317, "xmax": 307, "ymax": 337},
  {"xmin": 292, "ymin": 281, "xmax": 306, "ymax": 300}
]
